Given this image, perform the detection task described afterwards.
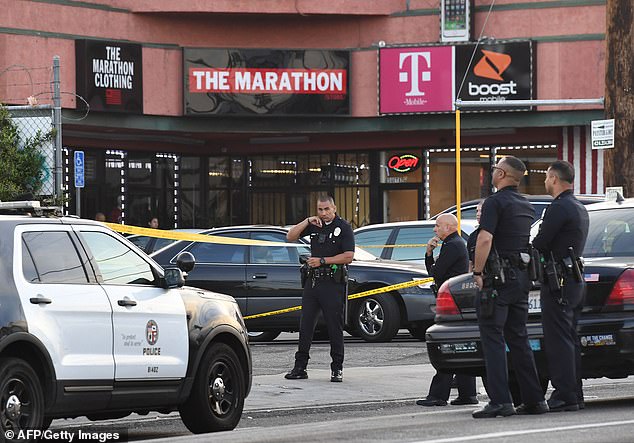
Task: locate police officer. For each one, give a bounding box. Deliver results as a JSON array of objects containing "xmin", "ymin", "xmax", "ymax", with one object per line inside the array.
[
  {"xmin": 471, "ymin": 156, "xmax": 547, "ymax": 418},
  {"xmin": 417, "ymin": 214, "xmax": 478, "ymax": 406},
  {"xmin": 532, "ymin": 160, "xmax": 589, "ymax": 412},
  {"xmin": 285, "ymin": 195, "xmax": 354, "ymax": 382}
]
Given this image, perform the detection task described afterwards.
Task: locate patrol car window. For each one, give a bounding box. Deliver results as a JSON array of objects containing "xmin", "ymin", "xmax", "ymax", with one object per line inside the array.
[
  {"xmin": 584, "ymin": 209, "xmax": 634, "ymax": 257},
  {"xmin": 355, "ymin": 229, "xmax": 392, "ymax": 258},
  {"xmin": 188, "ymin": 232, "xmax": 248, "ymax": 264},
  {"xmin": 250, "ymin": 232, "xmax": 297, "ymax": 264},
  {"xmin": 22, "ymin": 232, "xmax": 89, "ymax": 284},
  {"xmin": 392, "ymin": 227, "xmax": 437, "ymax": 261},
  {"xmin": 128, "ymin": 235, "xmax": 152, "ymax": 251},
  {"xmin": 81, "ymin": 231, "xmax": 156, "ymax": 285}
]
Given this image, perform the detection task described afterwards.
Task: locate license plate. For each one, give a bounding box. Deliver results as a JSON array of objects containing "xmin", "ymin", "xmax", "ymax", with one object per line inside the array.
[{"xmin": 528, "ymin": 291, "xmax": 541, "ymax": 313}]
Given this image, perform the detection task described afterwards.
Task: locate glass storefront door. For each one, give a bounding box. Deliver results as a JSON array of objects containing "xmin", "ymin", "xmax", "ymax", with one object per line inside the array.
[{"xmin": 382, "ymin": 188, "xmax": 420, "ymax": 222}]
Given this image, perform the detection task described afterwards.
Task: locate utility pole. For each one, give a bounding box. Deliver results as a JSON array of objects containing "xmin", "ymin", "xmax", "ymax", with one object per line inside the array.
[{"xmin": 603, "ymin": 0, "xmax": 634, "ymax": 196}]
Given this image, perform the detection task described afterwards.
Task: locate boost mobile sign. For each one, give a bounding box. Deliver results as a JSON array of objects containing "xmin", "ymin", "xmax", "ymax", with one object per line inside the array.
[
  {"xmin": 454, "ymin": 41, "xmax": 533, "ymax": 111},
  {"xmin": 76, "ymin": 40, "xmax": 143, "ymax": 114}
]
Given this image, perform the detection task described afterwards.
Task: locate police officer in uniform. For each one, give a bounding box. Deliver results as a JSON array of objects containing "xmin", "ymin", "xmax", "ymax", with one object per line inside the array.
[
  {"xmin": 285, "ymin": 195, "xmax": 354, "ymax": 382},
  {"xmin": 417, "ymin": 214, "xmax": 478, "ymax": 406},
  {"xmin": 472, "ymin": 156, "xmax": 547, "ymax": 418},
  {"xmin": 532, "ymin": 160, "xmax": 589, "ymax": 412}
]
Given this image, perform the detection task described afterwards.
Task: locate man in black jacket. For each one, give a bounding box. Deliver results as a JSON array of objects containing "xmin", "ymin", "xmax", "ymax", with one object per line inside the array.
[
  {"xmin": 533, "ymin": 160, "xmax": 589, "ymax": 412},
  {"xmin": 417, "ymin": 214, "xmax": 477, "ymax": 406}
]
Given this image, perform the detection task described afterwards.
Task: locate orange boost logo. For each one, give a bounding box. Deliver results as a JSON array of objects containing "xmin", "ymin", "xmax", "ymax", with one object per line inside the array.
[{"xmin": 473, "ymin": 50, "xmax": 512, "ymax": 81}]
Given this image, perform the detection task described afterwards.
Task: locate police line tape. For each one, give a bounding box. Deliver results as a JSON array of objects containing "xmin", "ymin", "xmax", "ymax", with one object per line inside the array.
[
  {"xmin": 243, "ymin": 277, "xmax": 434, "ymax": 320},
  {"xmin": 105, "ymin": 222, "xmax": 430, "ymax": 249},
  {"xmin": 104, "ymin": 223, "xmax": 434, "ymax": 320}
]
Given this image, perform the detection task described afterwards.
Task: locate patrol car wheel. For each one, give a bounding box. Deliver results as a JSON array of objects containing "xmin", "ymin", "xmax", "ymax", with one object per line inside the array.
[
  {"xmin": 179, "ymin": 343, "xmax": 245, "ymax": 434},
  {"xmin": 0, "ymin": 358, "xmax": 44, "ymax": 437},
  {"xmin": 353, "ymin": 294, "xmax": 400, "ymax": 342},
  {"xmin": 247, "ymin": 331, "xmax": 281, "ymax": 342}
]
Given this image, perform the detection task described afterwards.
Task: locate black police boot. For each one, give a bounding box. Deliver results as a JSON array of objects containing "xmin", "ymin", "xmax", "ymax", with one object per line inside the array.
[
  {"xmin": 547, "ymin": 398, "xmax": 579, "ymax": 412},
  {"xmin": 472, "ymin": 402, "xmax": 516, "ymax": 418},
  {"xmin": 285, "ymin": 365, "xmax": 308, "ymax": 380},
  {"xmin": 516, "ymin": 401, "xmax": 549, "ymax": 415},
  {"xmin": 330, "ymin": 369, "xmax": 343, "ymax": 382}
]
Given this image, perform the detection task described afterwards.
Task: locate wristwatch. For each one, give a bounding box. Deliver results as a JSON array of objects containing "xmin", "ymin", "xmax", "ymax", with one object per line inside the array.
[
  {"xmin": 320, "ymin": 257, "xmax": 326, "ymax": 266},
  {"xmin": 473, "ymin": 271, "xmax": 482, "ymax": 276}
]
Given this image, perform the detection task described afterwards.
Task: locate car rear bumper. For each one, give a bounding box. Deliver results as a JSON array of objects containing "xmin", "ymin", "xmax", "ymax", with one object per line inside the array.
[
  {"xmin": 426, "ymin": 315, "xmax": 634, "ymax": 379},
  {"xmin": 401, "ymin": 291, "xmax": 436, "ymax": 323}
]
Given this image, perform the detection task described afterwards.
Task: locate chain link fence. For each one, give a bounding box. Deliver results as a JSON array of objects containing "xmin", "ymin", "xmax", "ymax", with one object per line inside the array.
[{"xmin": 7, "ymin": 105, "xmax": 58, "ymax": 198}]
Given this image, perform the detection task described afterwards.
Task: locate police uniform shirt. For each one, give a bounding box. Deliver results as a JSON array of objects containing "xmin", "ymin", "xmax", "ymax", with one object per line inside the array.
[
  {"xmin": 467, "ymin": 227, "xmax": 480, "ymax": 263},
  {"xmin": 301, "ymin": 215, "xmax": 355, "ymax": 259},
  {"xmin": 532, "ymin": 190, "xmax": 589, "ymax": 260},
  {"xmin": 425, "ymin": 231, "xmax": 469, "ymax": 287},
  {"xmin": 479, "ymin": 186, "xmax": 534, "ymax": 256}
]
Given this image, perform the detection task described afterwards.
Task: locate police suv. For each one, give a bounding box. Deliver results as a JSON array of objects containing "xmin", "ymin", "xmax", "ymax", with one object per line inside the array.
[{"xmin": 0, "ymin": 202, "xmax": 251, "ymax": 441}]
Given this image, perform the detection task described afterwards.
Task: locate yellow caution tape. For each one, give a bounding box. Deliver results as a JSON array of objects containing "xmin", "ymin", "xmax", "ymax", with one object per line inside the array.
[
  {"xmin": 243, "ymin": 277, "xmax": 434, "ymax": 320},
  {"xmin": 105, "ymin": 223, "xmax": 302, "ymax": 247}
]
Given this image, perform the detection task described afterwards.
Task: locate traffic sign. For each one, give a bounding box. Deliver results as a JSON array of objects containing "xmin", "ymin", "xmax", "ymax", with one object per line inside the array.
[
  {"xmin": 591, "ymin": 119, "xmax": 615, "ymax": 149},
  {"xmin": 74, "ymin": 151, "xmax": 85, "ymax": 188}
]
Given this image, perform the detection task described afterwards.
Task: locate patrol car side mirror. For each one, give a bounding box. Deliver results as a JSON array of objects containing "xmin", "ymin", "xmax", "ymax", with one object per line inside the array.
[
  {"xmin": 163, "ymin": 268, "xmax": 185, "ymax": 288},
  {"xmin": 176, "ymin": 251, "xmax": 195, "ymax": 273}
]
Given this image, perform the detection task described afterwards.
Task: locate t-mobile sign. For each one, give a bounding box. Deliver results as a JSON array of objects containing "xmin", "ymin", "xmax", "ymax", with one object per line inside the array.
[{"xmin": 379, "ymin": 46, "xmax": 454, "ymax": 114}]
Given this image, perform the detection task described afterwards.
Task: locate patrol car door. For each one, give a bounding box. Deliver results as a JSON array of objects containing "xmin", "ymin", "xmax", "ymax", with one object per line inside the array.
[
  {"xmin": 246, "ymin": 231, "xmax": 308, "ymax": 329},
  {"xmin": 74, "ymin": 226, "xmax": 188, "ymax": 380},
  {"xmin": 14, "ymin": 224, "xmax": 115, "ymax": 381}
]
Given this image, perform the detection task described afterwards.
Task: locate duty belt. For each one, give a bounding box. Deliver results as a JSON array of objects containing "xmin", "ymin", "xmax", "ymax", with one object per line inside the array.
[{"xmin": 308, "ymin": 266, "xmax": 335, "ymax": 287}]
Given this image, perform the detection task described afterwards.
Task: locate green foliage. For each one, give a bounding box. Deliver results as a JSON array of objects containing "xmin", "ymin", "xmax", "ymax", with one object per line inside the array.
[{"xmin": 0, "ymin": 106, "xmax": 52, "ymax": 201}]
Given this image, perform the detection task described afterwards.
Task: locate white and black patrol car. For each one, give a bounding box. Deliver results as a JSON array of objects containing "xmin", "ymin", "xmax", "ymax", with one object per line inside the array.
[{"xmin": 0, "ymin": 201, "xmax": 251, "ymax": 441}]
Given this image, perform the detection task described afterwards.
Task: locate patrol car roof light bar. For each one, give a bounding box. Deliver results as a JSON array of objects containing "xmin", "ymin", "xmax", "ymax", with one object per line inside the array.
[{"xmin": 0, "ymin": 200, "xmax": 62, "ymax": 216}]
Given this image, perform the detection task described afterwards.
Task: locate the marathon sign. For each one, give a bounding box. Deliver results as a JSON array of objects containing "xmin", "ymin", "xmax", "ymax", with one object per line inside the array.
[
  {"xmin": 454, "ymin": 41, "xmax": 533, "ymax": 111},
  {"xmin": 75, "ymin": 39, "xmax": 143, "ymax": 113},
  {"xmin": 379, "ymin": 46, "xmax": 454, "ymax": 114},
  {"xmin": 184, "ymin": 48, "xmax": 349, "ymax": 116}
]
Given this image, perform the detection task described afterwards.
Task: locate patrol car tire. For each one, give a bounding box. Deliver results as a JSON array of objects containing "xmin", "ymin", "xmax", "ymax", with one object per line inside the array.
[
  {"xmin": 0, "ymin": 358, "xmax": 44, "ymax": 436},
  {"xmin": 179, "ymin": 343, "xmax": 245, "ymax": 434},
  {"xmin": 247, "ymin": 331, "xmax": 281, "ymax": 342},
  {"xmin": 353, "ymin": 293, "xmax": 401, "ymax": 342}
]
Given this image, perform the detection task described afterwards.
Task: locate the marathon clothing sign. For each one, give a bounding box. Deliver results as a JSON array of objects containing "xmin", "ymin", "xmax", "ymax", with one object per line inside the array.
[
  {"xmin": 379, "ymin": 46, "xmax": 454, "ymax": 114},
  {"xmin": 184, "ymin": 48, "xmax": 349, "ymax": 116},
  {"xmin": 454, "ymin": 41, "xmax": 533, "ymax": 110},
  {"xmin": 75, "ymin": 40, "xmax": 143, "ymax": 113}
]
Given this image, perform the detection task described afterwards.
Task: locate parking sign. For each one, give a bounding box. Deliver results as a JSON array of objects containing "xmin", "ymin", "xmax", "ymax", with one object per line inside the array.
[{"xmin": 74, "ymin": 151, "xmax": 85, "ymax": 188}]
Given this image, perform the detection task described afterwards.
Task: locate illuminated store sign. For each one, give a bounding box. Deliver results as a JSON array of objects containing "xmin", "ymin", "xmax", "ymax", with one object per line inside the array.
[{"xmin": 387, "ymin": 154, "xmax": 420, "ymax": 173}]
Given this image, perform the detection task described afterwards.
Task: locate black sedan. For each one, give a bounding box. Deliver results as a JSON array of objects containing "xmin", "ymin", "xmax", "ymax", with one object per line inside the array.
[
  {"xmin": 151, "ymin": 225, "xmax": 434, "ymax": 343},
  {"xmin": 425, "ymin": 197, "xmax": 634, "ymax": 400}
]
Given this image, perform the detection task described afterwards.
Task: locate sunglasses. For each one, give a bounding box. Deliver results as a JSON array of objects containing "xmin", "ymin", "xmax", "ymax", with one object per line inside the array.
[{"xmin": 491, "ymin": 166, "xmax": 507, "ymax": 176}]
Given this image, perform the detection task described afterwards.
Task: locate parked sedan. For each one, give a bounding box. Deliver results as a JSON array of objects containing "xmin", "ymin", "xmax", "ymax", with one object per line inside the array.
[
  {"xmin": 354, "ymin": 219, "xmax": 478, "ymax": 264},
  {"xmin": 151, "ymin": 226, "xmax": 435, "ymax": 342},
  {"xmin": 425, "ymin": 197, "xmax": 634, "ymax": 400}
]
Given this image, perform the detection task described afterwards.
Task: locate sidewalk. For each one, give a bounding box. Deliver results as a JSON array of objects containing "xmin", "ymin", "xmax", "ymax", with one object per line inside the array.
[{"xmin": 245, "ymin": 364, "xmax": 469, "ymax": 411}]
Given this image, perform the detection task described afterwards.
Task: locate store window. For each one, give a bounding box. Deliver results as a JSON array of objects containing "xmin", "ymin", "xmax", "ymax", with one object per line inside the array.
[{"xmin": 380, "ymin": 150, "xmax": 423, "ymax": 223}]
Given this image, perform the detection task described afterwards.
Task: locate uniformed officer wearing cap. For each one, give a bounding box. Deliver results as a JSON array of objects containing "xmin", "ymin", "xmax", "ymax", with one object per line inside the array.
[
  {"xmin": 532, "ymin": 160, "xmax": 589, "ymax": 412},
  {"xmin": 471, "ymin": 155, "xmax": 547, "ymax": 418},
  {"xmin": 285, "ymin": 195, "xmax": 354, "ymax": 383}
]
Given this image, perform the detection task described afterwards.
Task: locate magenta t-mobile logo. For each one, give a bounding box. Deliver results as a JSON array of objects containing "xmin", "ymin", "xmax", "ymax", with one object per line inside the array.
[{"xmin": 398, "ymin": 52, "xmax": 432, "ymax": 97}]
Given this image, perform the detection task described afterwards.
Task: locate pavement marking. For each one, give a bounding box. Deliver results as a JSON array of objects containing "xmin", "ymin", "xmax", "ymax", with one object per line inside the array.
[{"xmin": 413, "ymin": 419, "xmax": 634, "ymax": 443}]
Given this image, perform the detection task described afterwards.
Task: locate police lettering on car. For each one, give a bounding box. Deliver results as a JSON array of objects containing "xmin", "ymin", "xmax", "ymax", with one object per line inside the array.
[
  {"xmin": 532, "ymin": 160, "xmax": 589, "ymax": 412},
  {"xmin": 285, "ymin": 195, "xmax": 354, "ymax": 382},
  {"xmin": 471, "ymin": 156, "xmax": 547, "ymax": 418}
]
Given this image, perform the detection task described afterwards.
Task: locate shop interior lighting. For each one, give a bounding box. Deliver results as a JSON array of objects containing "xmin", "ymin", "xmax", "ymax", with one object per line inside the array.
[{"xmin": 260, "ymin": 169, "xmax": 296, "ymax": 174}]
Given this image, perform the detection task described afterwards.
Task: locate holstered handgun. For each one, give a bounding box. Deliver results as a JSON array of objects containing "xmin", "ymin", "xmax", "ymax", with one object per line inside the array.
[
  {"xmin": 529, "ymin": 245, "xmax": 543, "ymax": 283},
  {"xmin": 299, "ymin": 254, "xmax": 310, "ymax": 287},
  {"xmin": 562, "ymin": 246, "xmax": 583, "ymax": 283},
  {"xmin": 544, "ymin": 251, "xmax": 567, "ymax": 306},
  {"xmin": 478, "ymin": 284, "xmax": 497, "ymax": 319},
  {"xmin": 485, "ymin": 247, "xmax": 505, "ymax": 287}
]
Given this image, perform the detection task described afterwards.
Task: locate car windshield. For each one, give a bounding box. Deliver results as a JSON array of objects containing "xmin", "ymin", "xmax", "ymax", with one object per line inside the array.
[
  {"xmin": 531, "ymin": 207, "xmax": 634, "ymax": 257},
  {"xmin": 584, "ymin": 208, "xmax": 634, "ymax": 257}
]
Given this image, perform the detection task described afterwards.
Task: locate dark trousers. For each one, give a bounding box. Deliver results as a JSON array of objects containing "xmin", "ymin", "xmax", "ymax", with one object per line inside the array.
[
  {"xmin": 295, "ymin": 278, "xmax": 346, "ymax": 371},
  {"xmin": 476, "ymin": 267, "xmax": 544, "ymax": 405},
  {"xmin": 428, "ymin": 372, "xmax": 476, "ymax": 401},
  {"xmin": 541, "ymin": 279, "xmax": 585, "ymax": 404}
]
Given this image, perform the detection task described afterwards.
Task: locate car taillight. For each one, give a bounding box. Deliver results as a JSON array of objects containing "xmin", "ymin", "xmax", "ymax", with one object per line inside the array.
[
  {"xmin": 436, "ymin": 281, "xmax": 460, "ymax": 315},
  {"xmin": 606, "ymin": 269, "xmax": 634, "ymax": 306}
]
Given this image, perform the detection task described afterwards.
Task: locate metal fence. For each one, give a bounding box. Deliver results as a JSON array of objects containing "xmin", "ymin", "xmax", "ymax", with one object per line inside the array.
[{"xmin": 7, "ymin": 104, "xmax": 59, "ymax": 197}]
